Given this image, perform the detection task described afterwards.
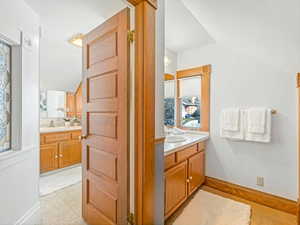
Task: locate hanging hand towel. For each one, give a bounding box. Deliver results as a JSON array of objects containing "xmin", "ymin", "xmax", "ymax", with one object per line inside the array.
[
  {"xmin": 220, "ymin": 108, "xmax": 244, "ymax": 140},
  {"xmin": 222, "ymin": 108, "xmax": 240, "ymax": 131},
  {"xmin": 247, "ymin": 107, "xmax": 266, "ymax": 134},
  {"xmin": 245, "ymin": 108, "xmax": 272, "ymax": 143}
]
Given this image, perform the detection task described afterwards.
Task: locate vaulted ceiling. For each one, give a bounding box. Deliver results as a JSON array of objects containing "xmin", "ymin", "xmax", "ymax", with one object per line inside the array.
[
  {"xmin": 165, "ymin": 0, "xmax": 214, "ymax": 53},
  {"xmin": 174, "ymin": 0, "xmax": 300, "ymax": 70},
  {"xmin": 25, "ymin": 0, "xmax": 126, "ymax": 92}
]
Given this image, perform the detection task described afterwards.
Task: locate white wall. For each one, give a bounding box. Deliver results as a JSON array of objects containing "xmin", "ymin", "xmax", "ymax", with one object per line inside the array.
[
  {"xmin": 0, "ymin": 0, "xmax": 40, "ymax": 224},
  {"xmin": 178, "ymin": 43, "xmax": 298, "ymax": 200}
]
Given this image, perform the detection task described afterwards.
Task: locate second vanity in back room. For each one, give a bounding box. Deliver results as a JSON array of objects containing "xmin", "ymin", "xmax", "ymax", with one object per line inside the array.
[
  {"xmin": 39, "ymin": 84, "xmax": 83, "ymax": 174},
  {"xmin": 163, "ymin": 65, "xmax": 210, "ymax": 219}
]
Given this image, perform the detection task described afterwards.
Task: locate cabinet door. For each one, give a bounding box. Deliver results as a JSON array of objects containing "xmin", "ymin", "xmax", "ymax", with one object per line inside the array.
[
  {"xmin": 165, "ymin": 161, "xmax": 188, "ymax": 218},
  {"xmin": 66, "ymin": 92, "xmax": 76, "ymax": 117},
  {"xmin": 75, "ymin": 83, "xmax": 82, "ymax": 119},
  {"xmin": 40, "ymin": 143, "xmax": 59, "ymax": 173},
  {"xmin": 59, "ymin": 140, "xmax": 82, "ymax": 168},
  {"xmin": 188, "ymin": 151, "xmax": 205, "ymax": 195}
]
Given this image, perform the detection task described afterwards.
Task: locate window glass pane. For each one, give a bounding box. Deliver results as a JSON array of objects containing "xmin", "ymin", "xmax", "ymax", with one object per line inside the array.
[
  {"xmin": 179, "ymin": 76, "xmax": 201, "ymax": 128},
  {"xmin": 0, "ymin": 41, "xmax": 11, "ymax": 152},
  {"xmin": 164, "ymin": 80, "xmax": 175, "ymax": 126}
]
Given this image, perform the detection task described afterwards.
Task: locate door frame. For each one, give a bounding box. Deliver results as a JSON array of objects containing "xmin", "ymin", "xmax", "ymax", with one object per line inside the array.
[{"xmin": 126, "ymin": 0, "xmax": 157, "ymax": 224}]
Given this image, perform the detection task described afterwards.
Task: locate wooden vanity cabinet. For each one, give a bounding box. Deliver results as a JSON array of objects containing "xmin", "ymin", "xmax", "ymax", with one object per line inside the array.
[
  {"xmin": 40, "ymin": 130, "xmax": 82, "ymax": 173},
  {"xmin": 188, "ymin": 151, "xmax": 205, "ymax": 195},
  {"xmin": 165, "ymin": 161, "xmax": 188, "ymax": 218},
  {"xmin": 40, "ymin": 143, "xmax": 59, "ymax": 173},
  {"xmin": 59, "ymin": 140, "xmax": 82, "ymax": 168},
  {"xmin": 164, "ymin": 142, "xmax": 205, "ymax": 219}
]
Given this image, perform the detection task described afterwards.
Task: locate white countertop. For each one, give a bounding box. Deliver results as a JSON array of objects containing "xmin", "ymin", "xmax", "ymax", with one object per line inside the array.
[
  {"xmin": 40, "ymin": 126, "xmax": 82, "ymax": 133},
  {"xmin": 164, "ymin": 131, "xmax": 209, "ymax": 156}
]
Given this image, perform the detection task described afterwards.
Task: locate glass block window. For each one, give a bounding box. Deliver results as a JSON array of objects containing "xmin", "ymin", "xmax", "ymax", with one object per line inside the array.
[{"xmin": 0, "ymin": 41, "xmax": 11, "ymax": 152}]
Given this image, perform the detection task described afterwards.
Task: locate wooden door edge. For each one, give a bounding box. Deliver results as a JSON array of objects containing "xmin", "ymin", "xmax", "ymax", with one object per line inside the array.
[{"xmin": 131, "ymin": 0, "xmax": 157, "ymax": 225}]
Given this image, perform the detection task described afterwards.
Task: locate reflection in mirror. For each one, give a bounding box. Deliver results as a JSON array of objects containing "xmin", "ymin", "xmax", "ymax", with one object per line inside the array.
[
  {"xmin": 40, "ymin": 90, "xmax": 66, "ymax": 118},
  {"xmin": 164, "ymin": 79, "xmax": 176, "ymax": 126},
  {"xmin": 179, "ymin": 76, "xmax": 201, "ymax": 128}
]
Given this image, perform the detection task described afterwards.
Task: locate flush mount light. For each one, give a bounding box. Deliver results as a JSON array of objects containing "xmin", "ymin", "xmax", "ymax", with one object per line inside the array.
[{"xmin": 68, "ymin": 33, "xmax": 84, "ymax": 47}]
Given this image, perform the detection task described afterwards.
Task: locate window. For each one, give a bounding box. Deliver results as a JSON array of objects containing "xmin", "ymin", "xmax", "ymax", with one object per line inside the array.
[
  {"xmin": 179, "ymin": 76, "xmax": 201, "ymax": 128},
  {"xmin": 164, "ymin": 79, "xmax": 176, "ymax": 126},
  {"xmin": 0, "ymin": 40, "xmax": 11, "ymax": 152},
  {"xmin": 176, "ymin": 65, "xmax": 211, "ymax": 131}
]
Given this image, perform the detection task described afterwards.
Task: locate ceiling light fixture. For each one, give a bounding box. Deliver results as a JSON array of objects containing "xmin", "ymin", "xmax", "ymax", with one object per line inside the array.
[{"xmin": 68, "ymin": 33, "xmax": 84, "ymax": 47}]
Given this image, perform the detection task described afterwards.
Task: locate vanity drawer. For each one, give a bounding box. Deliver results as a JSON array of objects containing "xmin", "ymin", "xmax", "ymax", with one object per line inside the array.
[
  {"xmin": 71, "ymin": 131, "xmax": 81, "ymax": 140},
  {"xmin": 165, "ymin": 153, "xmax": 176, "ymax": 170},
  {"xmin": 176, "ymin": 144, "xmax": 198, "ymax": 162},
  {"xmin": 44, "ymin": 132, "xmax": 71, "ymax": 144},
  {"xmin": 198, "ymin": 142, "xmax": 205, "ymax": 151}
]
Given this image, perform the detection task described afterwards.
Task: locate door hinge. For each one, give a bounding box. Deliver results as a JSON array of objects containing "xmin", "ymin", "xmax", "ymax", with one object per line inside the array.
[
  {"xmin": 128, "ymin": 30, "xmax": 135, "ymax": 43},
  {"xmin": 127, "ymin": 212, "xmax": 135, "ymax": 225}
]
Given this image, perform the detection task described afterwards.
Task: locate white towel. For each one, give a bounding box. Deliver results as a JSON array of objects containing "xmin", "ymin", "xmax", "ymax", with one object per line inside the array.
[
  {"xmin": 245, "ymin": 108, "xmax": 272, "ymax": 143},
  {"xmin": 222, "ymin": 108, "xmax": 240, "ymax": 131},
  {"xmin": 220, "ymin": 108, "xmax": 244, "ymax": 140},
  {"xmin": 247, "ymin": 108, "xmax": 266, "ymax": 134}
]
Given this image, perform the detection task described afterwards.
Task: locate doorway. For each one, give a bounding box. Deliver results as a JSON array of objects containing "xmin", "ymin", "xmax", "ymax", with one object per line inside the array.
[{"xmin": 26, "ymin": 0, "xmax": 135, "ymax": 224}]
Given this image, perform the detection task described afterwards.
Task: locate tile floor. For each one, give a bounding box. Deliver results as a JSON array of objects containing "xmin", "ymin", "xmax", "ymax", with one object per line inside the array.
[
  {"xmin": 39, "ymin": 182, "xmax": 86, "ymax": 225},
  {"xmin": 40, "ymin": 165, "xmax": 82, "ymax": 196}
]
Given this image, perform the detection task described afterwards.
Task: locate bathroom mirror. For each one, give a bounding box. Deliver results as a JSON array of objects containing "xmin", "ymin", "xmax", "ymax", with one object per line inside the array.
[{"xmin": 40, "ymin": 90, "xmax": 66, "ymax": 118}]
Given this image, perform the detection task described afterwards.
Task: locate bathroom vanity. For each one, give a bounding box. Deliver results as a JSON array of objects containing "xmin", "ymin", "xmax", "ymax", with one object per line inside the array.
[
  {"xmin": 40, "ymin": 126, "xmax": 82, "ymax": 173},
  {"xmin": 164, "ymin": 132, "xmax": 209, "ymax": 219}
]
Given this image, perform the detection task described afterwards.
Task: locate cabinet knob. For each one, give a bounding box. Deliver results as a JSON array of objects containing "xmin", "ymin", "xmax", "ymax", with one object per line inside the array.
[
  {"xmin": 55, "ymin": 155, "xmax": 58, "ymax": 159},
  {"xmin": 189, "ymin": 176, "xmax": 193, "ymax": 180},
  {"xmin": 186, "ymin": 179, "xmax": 190, "ymax": 183},
  {"xmin": 59, "ymin": 154, "xmax": 63, "ymax": 157}
]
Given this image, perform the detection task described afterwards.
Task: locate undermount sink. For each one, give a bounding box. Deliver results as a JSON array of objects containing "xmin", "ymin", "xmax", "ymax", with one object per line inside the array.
[{"xmin": 166, "ymin": 135, "xmax": 187, "ymax": 143}]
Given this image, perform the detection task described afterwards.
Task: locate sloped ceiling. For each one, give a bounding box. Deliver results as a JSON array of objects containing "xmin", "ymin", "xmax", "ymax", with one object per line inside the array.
[
  {"xmin": 25, "ymin": 0, "xmax": 126, "ymax": 92},
  {"xmin": 165, "ymin": 0, "xmax": 214, "ymax": 53},
  {"xmin": 181, "ymin": 0, "xmax": 300, "ymax": 69}
]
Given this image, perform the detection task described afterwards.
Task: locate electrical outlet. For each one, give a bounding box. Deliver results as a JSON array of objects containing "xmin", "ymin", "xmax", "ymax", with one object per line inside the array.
[{"xmin": 257, "ymin": 177, "xmax": 264, "ymax": 187}]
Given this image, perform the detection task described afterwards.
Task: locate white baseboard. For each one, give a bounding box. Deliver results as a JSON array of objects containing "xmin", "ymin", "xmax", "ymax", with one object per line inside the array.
[{"xmin": 15, "ymin": 202, "xmax": 41, "ymax": 225}]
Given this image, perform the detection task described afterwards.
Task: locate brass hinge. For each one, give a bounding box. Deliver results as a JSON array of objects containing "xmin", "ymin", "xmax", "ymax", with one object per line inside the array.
[
  {"xmin": 128, "ymin": 30, "xmax": 135, "ymax": 43},
  {"xmin": 127, "ymin": 212, "xmax": 135, "ymax": 225}
]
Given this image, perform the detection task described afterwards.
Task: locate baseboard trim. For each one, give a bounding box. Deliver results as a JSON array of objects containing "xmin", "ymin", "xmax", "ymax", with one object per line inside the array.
[
  {"xmin": 15, "ymin": 202, "xmax": 40, "ymax": 225},
  {"xmin": 205, "ymin": 176, "xmax": 297, "ymax": 215}
]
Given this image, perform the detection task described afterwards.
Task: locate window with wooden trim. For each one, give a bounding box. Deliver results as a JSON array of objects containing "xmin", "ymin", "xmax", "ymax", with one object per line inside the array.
[
  {"xmin": 178, "ymin": 76, "xmax": 201, "ymax": 128},
  {"xmin": 176, "ymin": 65, "xmax": 211, "ymax": 131}
]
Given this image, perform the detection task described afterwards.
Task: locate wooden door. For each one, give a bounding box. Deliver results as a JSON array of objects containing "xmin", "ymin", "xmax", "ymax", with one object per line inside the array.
[
  {"xmin": 40, "ymin": 143, "xmax": 59, "ymax": 173},
  {"xmin": 164, "ymin": 161, "xmax": 188, "ymax": 218},
  {"xmin": 59, "ymin": 140, "xmax": 82, "ymax": 168},
  {"xmin": 188, "ymin": 152, "xmax": 205, "ymax": 195},
  {"xmin": 82, "ymin": 8, "xmax": 130, "ymax": 225}
]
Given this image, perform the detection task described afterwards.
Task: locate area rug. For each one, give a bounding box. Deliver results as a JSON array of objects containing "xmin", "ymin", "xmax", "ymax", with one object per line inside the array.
[{"xmin": 172, "ymin": 190, "xmax": 251, "ymax": 225}]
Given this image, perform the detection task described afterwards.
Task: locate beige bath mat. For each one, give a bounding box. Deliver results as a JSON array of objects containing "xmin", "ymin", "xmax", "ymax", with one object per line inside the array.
[{"xmin": 172, "ymin": 190, "xmax": 251, "ymax": 225}]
